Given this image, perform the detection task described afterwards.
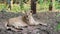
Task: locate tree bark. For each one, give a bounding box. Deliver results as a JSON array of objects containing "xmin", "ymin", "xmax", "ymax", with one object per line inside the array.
[
  {"xmin": 49, "ymin": 0, "xmax": 53, "ymax": 11},
  {"xmin": 7, "ymin": 0, "xmax": 13, "ymax": 10},
  {"xmin": 52, "ymin": 0, "xmax": 55, "ymax": 11},
  {"xmin": 10, "ymin": 0, "xmax": 13, "ymax": 10},
  {"xmin": 31, "ymin": 0, "xmax": 37, "ymax": 14}
]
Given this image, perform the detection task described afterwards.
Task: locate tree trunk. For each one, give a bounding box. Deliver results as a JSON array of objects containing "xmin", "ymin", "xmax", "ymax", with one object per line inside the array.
[
  {"xmin": 49, "ymin": 0, "xmax": 53, "ymax": 11},
  {"xmin": 7, "ymin": 0, "xmax": 13, "ymax": 10},
  {"xmin": 52, "ymin": 0, "xmax": 55, "ymax": 11},
  {"xmin": 31, "ymin": 0, "xmax": 37, "ymax": 14},
  {"xmin": 10, "ymin": 0, "xmax": 13, "ymax": 10}
]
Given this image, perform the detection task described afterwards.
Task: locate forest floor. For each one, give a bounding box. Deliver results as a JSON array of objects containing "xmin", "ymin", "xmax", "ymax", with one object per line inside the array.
[{"xmin": 0, "ymin": 11, "xmax": 60, "ymax": 34}]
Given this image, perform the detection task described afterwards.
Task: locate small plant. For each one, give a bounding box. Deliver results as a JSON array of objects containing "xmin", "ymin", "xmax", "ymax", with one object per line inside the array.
[
  {"xmin": 55, "ymin": 14, "xmax": 60, "ymax": 31},
  {"xmin": 55, "ymin": 21, "xmax": 60, "ymax": 31}
]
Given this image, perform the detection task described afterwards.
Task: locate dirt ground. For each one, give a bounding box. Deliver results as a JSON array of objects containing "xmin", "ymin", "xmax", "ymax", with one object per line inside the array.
[{"xmin": 0, "ymin": 11, "xmax": 60, "ymax": 34}]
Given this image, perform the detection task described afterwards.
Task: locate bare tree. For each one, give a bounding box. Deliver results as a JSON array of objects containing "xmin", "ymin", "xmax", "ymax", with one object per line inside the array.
[
  {"xmin": 49, "ymin": 0, "xmax": 55, "ymax": 11},
  {"xmin": 7, "ymin": 0, "xmax": 13, "ymax": 10},
  {"xmin": 10, "ymin": 0, "xmax": 13, "ymax": 10},
  {"xmin": 49, "ymin": 0, "xmax": 53, "ymax": 11},
  {"xmin": 31, "ymin": 0, "xmax": 37, "ymax": 14},
  {"xmin": 52, "ymin": 0, "xmax": 55, "ymax": 11}
]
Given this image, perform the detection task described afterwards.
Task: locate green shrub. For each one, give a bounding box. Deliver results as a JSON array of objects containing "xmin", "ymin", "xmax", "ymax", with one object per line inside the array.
[{"xmin": 0, "ymin": 4, "xmax": 6, "ymax": 10}]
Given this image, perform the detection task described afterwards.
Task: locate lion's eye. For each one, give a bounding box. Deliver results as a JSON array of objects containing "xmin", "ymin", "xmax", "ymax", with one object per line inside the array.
[{"xmin": 26, "ymin": 16, "xmax": 28, "ymax": 17}]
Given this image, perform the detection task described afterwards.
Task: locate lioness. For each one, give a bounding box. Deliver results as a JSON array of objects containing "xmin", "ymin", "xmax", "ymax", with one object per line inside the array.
[
  {"xmin": 26, "ymin": 10, "xmax": 47, "ymax": 26},
  {"xmin": 5, "ymin": 14, "xmax": 29, "ymax": 31}
]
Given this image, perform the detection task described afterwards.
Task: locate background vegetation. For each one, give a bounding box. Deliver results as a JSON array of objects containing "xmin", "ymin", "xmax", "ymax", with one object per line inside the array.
[{"xmin": 0, "ymin": 0, "xmax": 60, "ymax": 12}]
